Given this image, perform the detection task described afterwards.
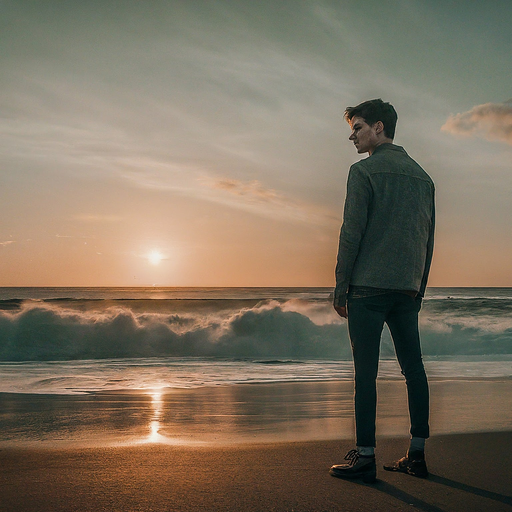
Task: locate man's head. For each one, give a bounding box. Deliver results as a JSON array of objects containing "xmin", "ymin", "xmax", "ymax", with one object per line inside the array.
[{"xmin": 344, "ymin": 99, "xmax": 397, "ymax": 155}]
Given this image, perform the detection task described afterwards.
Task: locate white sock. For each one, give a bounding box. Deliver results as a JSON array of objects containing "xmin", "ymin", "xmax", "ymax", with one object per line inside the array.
[
  {"xmin": 357, "ymin": 446, "xmax": 375, "ymax": 457},
  {"xmin": 409, "ymin": 437, "xmax": 425, "ymax": 452}
]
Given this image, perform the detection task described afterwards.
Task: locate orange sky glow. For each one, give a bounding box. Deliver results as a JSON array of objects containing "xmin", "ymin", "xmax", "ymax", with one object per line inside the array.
[{"xmin": 1, "ymin": 1, "xmax": 511, "ymax": 287}]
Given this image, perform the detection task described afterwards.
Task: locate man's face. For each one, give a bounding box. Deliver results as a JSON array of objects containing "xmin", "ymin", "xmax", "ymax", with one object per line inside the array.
[{"xmin": 348, "ymin": 116, "xmax": 379, "ymax": 155}]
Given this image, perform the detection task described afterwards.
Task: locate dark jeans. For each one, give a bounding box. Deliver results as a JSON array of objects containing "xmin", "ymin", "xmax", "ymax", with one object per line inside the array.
[{"xmin": 347, "ymin": 292, "xmax": 430, "ymax": 447}]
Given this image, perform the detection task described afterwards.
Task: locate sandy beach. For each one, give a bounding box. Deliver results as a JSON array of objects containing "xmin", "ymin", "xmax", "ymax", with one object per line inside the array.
[
  {"xmin": 1, "ymin": 432, "xmax": 511, "ymax": 512},
  {"xmin": 1, "ymin": 379, "xmax": 511, "ymax": 511}
]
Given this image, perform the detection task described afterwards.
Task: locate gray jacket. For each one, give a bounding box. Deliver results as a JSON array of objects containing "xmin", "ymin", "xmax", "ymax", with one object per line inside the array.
[{"xmin": 334, "ymin": 143, "xmax": 435, "ymax": 307}]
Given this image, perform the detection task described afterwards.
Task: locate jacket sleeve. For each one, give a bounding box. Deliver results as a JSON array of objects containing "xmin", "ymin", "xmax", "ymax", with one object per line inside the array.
[
  {"xmin": 418, "ymin": 187, "xmax": 435, "ymax": 298},
  {"xmin": 333, "ymin": 164, "xmax": 372, "ymax": 307}
]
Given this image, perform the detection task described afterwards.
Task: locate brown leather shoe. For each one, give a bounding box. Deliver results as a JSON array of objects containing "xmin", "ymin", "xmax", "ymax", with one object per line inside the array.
[
  {"xmin": 383, "ymin": 449, "xmax": 428, "ymax": 478},
  {"xmin": 330, "ymin": 449, "xmax": 377, "ymax": 483}
]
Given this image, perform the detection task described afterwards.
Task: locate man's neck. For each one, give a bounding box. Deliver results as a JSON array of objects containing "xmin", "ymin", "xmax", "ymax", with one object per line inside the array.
[{"xmin": 368, "ymin": 138, "xmax": 393, "ymax": 156}]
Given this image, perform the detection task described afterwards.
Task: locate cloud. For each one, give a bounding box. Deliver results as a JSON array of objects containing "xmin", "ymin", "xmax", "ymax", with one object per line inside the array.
[
  {"xmin": 441, "ymin": 100, "xmax": 512, "ymax": 145},
  {"xmin": 212, "ymin": 179, "xmax": 280, "ymax": 202},
  {"xmin": 115, "ymin": 158, "xmax": 202, "ymax": 194},
  {"xmin": 202, "ymin": 177, "xmax": 338, "ymax": 225},
  {"xmin": 0, "ymin": 241, "xmax": 15, "ymax": 247},
  {"xmin": 114, "ymin": 155, "xmax": 338, "ymax": 226}
]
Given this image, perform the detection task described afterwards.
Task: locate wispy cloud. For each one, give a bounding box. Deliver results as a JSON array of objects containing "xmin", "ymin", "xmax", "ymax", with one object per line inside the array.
[
  {"xmin": 115, "ymin": 158, "xmax": 202, "ymax": 193},
  {"xmin": 441, "ymin": 101, "xmax": 512, "ymax": 145},
  {"xmin": 114, "ymin": 155, "xmax": 338, "ymax": 226},
  {"xmin": 212, "ymin": 179, "xmax": 279, "ymax": 202},
  {"xmin": 0, "ymin": 241, "xmax": 15, "ymax": 247},
  {"xmin": 202, "ymin": 177, "xmax": 338, "ymax": 225}
]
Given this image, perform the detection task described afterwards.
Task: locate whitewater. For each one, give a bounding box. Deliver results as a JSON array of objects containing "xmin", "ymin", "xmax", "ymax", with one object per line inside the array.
[{"xmin": 0, "ymin": 287, "xmax": 511, "ymax": 395}]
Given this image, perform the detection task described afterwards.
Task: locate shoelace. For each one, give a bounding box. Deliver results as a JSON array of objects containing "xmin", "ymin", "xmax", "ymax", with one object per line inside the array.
[{"xmin": 344, "ymin": 449, "xmax": 359, "ymax": 466}]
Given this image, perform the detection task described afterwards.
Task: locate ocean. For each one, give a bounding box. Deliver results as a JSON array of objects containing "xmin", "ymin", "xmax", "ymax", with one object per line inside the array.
[
  {"xmin": 1, "ymin": 287, "xmax": 511, "ymax": 446},
  {"xmin": 0, "ymin": 286, "xmax": 510, "ymax": 395}
]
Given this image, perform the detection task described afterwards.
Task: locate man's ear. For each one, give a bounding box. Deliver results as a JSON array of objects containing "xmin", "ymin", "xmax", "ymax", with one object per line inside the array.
[{"xmin": 374, "ymin": 120, "xmax": 385, "ymax": 135}]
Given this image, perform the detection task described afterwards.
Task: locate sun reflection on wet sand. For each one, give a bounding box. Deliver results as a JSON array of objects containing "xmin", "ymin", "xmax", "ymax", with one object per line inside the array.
[
  {"xmin": 145, "ymin": 390, "xmax": 167, "ymax": 443},
  {"xmin": 138, "ymin": 388, "xmax": 212, "ymax": 447}
]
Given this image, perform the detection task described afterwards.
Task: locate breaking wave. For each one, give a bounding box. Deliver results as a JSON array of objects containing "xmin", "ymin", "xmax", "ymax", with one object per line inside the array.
[{"xmin": 0, "ymin": 297, "xmax": 511, "ymax": 361}]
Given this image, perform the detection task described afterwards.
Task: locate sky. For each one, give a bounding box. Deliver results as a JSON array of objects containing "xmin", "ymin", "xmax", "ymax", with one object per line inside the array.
[{"xmin": 1, "ymin": 0, "xmax": 511, "ymax": 287}]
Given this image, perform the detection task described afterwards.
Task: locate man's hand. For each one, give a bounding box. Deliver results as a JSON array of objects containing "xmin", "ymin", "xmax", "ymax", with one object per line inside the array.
[{"xmin": 334, "ymin": 305, "xmax": 348, "ymax": 318}]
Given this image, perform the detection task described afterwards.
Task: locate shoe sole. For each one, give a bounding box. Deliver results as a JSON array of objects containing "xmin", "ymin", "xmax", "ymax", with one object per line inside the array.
[{"xmin": 330, "ymin": 468, "xmax": 377, "ymax": 484}]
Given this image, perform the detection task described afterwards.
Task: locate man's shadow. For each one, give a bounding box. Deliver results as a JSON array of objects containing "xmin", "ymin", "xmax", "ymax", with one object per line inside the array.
[
  {"xmin": 427, "ymin": 473, "xmax": 512, "ymax": 505},
  {"xmin": 352, "ymin": 473, "xmax": 512, "ymax": 512}
]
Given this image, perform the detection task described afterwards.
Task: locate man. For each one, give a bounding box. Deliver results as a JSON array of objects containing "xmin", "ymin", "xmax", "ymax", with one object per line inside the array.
[{"xmin": 329, "ymin": 99, "xmax": 435, "ymax": 484}]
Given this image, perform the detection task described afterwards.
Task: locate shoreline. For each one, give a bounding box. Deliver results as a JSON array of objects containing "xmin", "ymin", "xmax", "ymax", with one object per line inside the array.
[{"xmin": 1, "ymin": 431, "xmax": 511, "ymax": 511}]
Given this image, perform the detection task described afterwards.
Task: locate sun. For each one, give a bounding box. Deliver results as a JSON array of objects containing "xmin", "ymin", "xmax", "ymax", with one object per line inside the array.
[{"xmin": 148, "ymin": 250, "xmax": 163, "ymax": 266}]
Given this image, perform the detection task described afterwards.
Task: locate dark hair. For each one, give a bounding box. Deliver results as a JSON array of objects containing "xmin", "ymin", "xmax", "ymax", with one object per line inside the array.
[{"xmin": 344, "ymin": 99, "xmax": 398, "ymax": 139}]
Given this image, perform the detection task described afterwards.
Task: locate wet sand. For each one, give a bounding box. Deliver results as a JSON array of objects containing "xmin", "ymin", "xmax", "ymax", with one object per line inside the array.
[
  {"xmin": 1, "ymin": 379, "xmax": 511, "ymax": 447},
  {"xmin": 1, "ymin": 432, "xmax": 511, "ymax": 512}
]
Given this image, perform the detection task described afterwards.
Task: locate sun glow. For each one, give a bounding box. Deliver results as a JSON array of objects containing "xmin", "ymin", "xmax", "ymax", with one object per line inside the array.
[
  {"xmin": 147, "ymin": 390, "xmax": 166, "ymax": 443},
  {"xmin": 148, "ymin": 250, "xmax": 163, "ymax": 266}
]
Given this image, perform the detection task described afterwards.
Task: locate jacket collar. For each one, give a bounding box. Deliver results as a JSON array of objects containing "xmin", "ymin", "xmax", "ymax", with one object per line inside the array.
[{"xmin": 372, "ymin": 142, "xmax": 405, "ymax": 155}]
